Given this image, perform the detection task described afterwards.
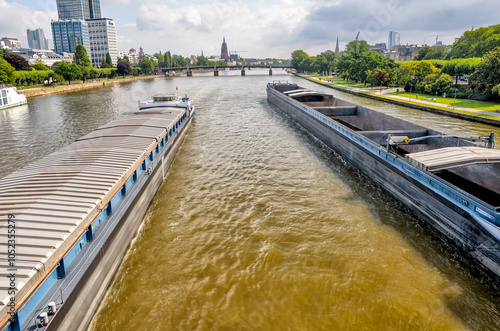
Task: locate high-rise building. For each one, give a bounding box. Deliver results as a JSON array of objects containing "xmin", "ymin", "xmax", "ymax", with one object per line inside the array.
[
  {"xmin": 87, "ymin": 18, "xmax": 118, "ymax": 67},
  {"xmin": 51, "ymin": 20, "xmax": 90, "ymax": 53},
  {"xmin": 220, "ymin": 36, "xmax": 229, "ymax": 61},
  {"xmin": 0, "ymin": 37, "xmax": 22, "ymax": 49},
  {"xmin": 56, "ymin": 0, "xmax": 101, "ymax": 20},
  {"xmin": 388, "ymin": 31, "xmax": 400, "ymax": 49},
  {"xmin": 27, "ymin": 29, "xmax": 48, "ymax": 50}
]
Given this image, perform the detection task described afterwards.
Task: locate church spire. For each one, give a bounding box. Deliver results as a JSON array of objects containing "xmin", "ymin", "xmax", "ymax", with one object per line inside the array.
[{"xmin": 335, "ymin": 35, "xmax": 340, "ymax": 54}]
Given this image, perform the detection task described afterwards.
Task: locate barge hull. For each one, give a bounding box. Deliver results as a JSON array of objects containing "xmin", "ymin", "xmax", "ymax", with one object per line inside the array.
[{"xmin": 267, "ymin": 87, "xmax": 500, "ymax": 278}]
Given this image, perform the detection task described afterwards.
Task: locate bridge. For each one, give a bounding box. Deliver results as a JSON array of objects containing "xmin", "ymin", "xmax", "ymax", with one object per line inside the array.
[{"xmin": 160, "ymin": 64, "xmax": 293, "ymax": 76}]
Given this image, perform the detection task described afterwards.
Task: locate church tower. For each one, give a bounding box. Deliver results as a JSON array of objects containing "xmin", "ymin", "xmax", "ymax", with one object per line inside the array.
[
  {"xmin": 221, "ymin": 36, "xmax": 229, "ymax": 61},
  {"xmin": 335, "ymin": 35, "xmax": 340, "ymax": 54}
]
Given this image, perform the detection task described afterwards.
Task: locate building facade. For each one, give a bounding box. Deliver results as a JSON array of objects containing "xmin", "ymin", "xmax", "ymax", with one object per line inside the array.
[
  {"xmin": 388, "ymin": 31, "xmax": 400, "ymax": 49},
  {"xmin": 220, "ymin": 37, "xmax": 229, "ymax": 61},
  {"xmin": 0, "ymin": 37, "xmax": 22, "ymax": 49},
  {"xmin": 56, "ymin": 0, "xmax": 101, "ymax": 20},
  {"xmin": 51, "ymin": 20, "xmax": 90, "ymax": 54},
  {"xmin": 14, "ymin": 48, "xmax": 74, "ymax": 66},
  {"xmin": 385, "ymin": 45, "xmax": 421, "ymax": 61},
  {"xmin": 27, "ymin": 29, "xmax": 48, "ymax": 50},
  {"xmin": 87, "ymin": 18, "xmax": 118, "ymax": 67}
]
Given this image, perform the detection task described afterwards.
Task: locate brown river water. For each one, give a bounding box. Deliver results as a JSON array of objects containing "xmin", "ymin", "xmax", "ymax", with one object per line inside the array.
[{"xmin": 1, "ymin": 70, "xmax": 500, "ymax": 330}]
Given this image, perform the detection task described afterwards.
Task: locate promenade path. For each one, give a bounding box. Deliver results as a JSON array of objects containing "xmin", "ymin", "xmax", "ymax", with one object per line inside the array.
[{"xmin": 309, "ymin": 77, "xmax": 500, "ymax": 119}]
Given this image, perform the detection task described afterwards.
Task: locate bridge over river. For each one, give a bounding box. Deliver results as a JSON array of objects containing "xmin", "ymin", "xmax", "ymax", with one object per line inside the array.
[{"xmin": 160, "ymin": 64, "xmax": 293, "ymax": 76}]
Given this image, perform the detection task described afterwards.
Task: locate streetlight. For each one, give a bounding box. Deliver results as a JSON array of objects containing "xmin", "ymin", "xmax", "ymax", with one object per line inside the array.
[{"xmin": 453, "ymin": 88, "xmax": 457, "ymax": 109}]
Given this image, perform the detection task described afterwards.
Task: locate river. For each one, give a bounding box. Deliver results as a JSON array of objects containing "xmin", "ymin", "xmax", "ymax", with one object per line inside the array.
[{"xmin": 2, "ymin": 70, "xmax": 500, "ymax": 330}]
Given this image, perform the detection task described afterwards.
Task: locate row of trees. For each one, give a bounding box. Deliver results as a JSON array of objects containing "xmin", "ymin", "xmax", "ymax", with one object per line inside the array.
[{"xmin": 291, "ymin": 39, "xmax": 500, "ymax": 101}]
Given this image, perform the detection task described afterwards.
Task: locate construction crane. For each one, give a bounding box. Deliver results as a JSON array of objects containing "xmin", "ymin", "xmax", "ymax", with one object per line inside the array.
[{"xmin": 355, "ymin": 31, "xmax": 360, "ymax": 40}]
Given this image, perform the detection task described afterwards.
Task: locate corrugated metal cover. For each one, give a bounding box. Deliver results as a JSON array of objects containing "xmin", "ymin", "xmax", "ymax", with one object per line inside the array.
[
  {"xmin": 406, "ymin": 146, "xmax": 500, "ymax": 172},
  {"xmin": 0, "ymin": 108, "xmax": 185, "ymax": 306}
]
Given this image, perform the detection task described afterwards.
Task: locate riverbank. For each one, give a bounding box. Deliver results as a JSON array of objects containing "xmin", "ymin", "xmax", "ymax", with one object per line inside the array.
[
  {"xmin": 298, "ymin": 74, "xmax": 500, "ymax": 127},
  {"xmin": 22, "ymin": 74, "xmax": 164, "ymax": 99}
]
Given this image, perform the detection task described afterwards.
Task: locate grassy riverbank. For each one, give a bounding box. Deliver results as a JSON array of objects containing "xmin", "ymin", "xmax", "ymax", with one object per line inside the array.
[
  {"xmin": 298, "ymin": 74, "xmax": 500, "ymax": 126},
  {"xmin": 390, "ymin": 92, "xmax": 500, "ymax": 112}
]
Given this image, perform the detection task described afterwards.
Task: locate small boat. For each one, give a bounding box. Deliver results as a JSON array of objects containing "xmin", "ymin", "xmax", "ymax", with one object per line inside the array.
[
  {"xmin": 267, "ymin": 81, "xmax": 500, "ymax": 280},
  {"xmin": 139, "ymin": 94, "xmax": 192, "ymax": 112},
  {"xmin": 0, "ymin": 84, "xmax": 27, "ymax": 109}
]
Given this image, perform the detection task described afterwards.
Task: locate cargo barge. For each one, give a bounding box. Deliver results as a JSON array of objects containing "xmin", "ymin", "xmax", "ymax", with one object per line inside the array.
[
  {"xmin": 267, "ymin": 82, "xmax": 500, "ymax": 279},
  {"xmin": 0, "ymin": 95, "xmax": 194, "ymax": 330}
]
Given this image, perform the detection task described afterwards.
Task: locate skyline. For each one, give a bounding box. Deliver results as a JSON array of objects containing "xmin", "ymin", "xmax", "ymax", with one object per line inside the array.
[{"xmin": 1, "ymin": 0, "xmax": 500, "ymax": 59}]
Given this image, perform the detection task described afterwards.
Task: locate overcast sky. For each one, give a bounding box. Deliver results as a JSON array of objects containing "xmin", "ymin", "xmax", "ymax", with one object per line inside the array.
[{"xmin": 1, "ymin": 0, "xmax": 500, "ymax": 59}]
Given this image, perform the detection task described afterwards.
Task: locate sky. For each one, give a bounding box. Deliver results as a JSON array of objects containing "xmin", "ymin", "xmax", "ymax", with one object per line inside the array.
[{"xmin": 1, "ymin": 0, "xmax": 500, "ymax": 59}]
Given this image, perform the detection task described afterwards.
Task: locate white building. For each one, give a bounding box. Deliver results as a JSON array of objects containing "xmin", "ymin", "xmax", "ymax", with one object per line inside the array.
[
  {"xmin": 87, "ymin": 18, "xmax": 118, "ymax": 67},
  {"xmin": 0, "ymin": 37, "xmax": 22, "ymax": 49},
  {"xmin": 14, "ymin": 48, "xmax": 74, "ymax": 67}
]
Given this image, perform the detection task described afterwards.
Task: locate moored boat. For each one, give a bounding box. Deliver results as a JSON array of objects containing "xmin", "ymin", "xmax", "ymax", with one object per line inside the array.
[
  {"xmin": 267, "ymin": 82, "xmax": 500, "ymax": 280},
  {"xmin": 0, "ymin": 85, "xmax": 27, "ymax": 110}
]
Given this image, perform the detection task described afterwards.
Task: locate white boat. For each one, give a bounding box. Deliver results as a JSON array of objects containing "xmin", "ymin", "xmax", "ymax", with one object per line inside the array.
[
  {"xmin": 139, "ymin": 94, "xmax": 192, "ymax": 111},
  {"xmin": 0, "ymin": 84, "xmax": 27, "ymax": 109}
]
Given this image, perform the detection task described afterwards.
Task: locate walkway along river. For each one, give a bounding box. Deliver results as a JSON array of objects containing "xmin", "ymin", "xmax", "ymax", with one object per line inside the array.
[{"xmin": 1, "ymin": 70, "xmax": 500, "ymax": 329}]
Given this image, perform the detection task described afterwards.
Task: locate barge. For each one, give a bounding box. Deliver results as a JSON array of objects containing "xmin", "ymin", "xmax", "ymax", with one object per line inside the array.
[
  {"xmin": 0, "ymin": 95, "xmax": 194, "ymax": 330},
  {"xmin": 267, "ymin": 82, "xmax": 500, "ymax": 279}
]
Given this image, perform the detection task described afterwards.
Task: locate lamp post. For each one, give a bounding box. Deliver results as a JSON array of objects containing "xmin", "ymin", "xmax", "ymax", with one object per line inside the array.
[
  {"xmin": 409, "ymin": 83, "xmax": 413, "ymax": 101},
  {"xmin": 453, "ymin": 88, "xmax": 457, "ymax": 109}
]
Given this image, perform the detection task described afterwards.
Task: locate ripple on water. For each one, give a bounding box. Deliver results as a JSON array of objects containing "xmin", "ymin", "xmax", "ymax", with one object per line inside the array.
[{"xmin": 5, "ymin": 72, "xmax": 499, "ymax": 330}]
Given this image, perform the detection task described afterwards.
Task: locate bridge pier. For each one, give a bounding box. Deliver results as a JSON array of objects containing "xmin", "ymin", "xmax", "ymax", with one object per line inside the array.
[
  {"xmin": 241, "ymin": 69, "xmax": 245, "ymax": 76},
  {"xmin": 187, "ymin": 70, "xmax": 192, "ymax": 77},
  {"xmin": 269, "ymin": 68, "xmax": 272, "ymax": 75},
  {"xmin": 214, "ymin": 70, "xmax": 219, "ymax": 76}
]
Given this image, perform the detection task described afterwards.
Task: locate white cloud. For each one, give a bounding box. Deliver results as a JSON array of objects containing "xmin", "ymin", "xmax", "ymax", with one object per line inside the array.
[
  {"xmin": 128, "ymin": 0, "xmax": 309, "ymax": 58},
  {"xmin": 0, "ymin": 0, "xmax": 57, "ymax": 45}
]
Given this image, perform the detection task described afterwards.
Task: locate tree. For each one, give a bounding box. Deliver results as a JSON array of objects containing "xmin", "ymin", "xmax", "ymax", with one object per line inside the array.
[
  {"xmin": 470, "ymin": 47, "xmax": 500, "ymax": 99},
  {"xmin": 116, "ymin": 60, "xmax": 131, "ymax": 75},
  {"xmin": 164, "ymin": 51, "xmax": 172, "ymax": 67},
  {"xmin": 291, "ymin": 50, "xmax": 308, "ymax": 70},
  {"xmin": 316, "ymin": 52, "xmax": 336, "ymax": 75},
  {"xmin": 196, "ymin": 55, "xmax": 209, "ymax": 66},
  {"xmin": 0, "ymin": 58, "xmax": 16, "ymax": 84},
  {"xmin": 31, "ymin": 59, "xmax": 49, "ymax": 71},
  {"xmin": 124, "ymin": 55, "xmax": 130, "ymax": 63},
  {"xmin": 54, "ymin": 61, "xmax": 83, "ymax": 83},
  {"xmin": 299, "ymin": 56, "xmax": 317, "ymax": 73},
  {"xmin": 105, "ymin": 53, "xmax": 113, "ymax": 67},
  {"xmin": 447, "ymin": 24, "xmax": 500, "ymax": 59},
  {"xmin": 139, "ymin": 58, "xmax": 155, "ymax": 74},
  {"xmin": 415, "ymin": 46, "xmax": 447, "ymax": 60},
  {"xmin": 73, "ymin": 44, "xmax": 91, "ymax": 67},
  {"xmin": 345, "ymin": 40, "xmax": 370, "ymax": 58},
  {"xmin": 154, "ymin": 53, "xmax": 164, "ymax": 66},
  {"xmin": 3, "ymin": 53, "xmax": 30, "ymax": 71}
]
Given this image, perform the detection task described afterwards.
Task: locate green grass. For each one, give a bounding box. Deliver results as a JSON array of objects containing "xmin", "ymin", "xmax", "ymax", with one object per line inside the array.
[{"xmin": 390, "ymin": 92, "xmax": 500, "ymax": 112}]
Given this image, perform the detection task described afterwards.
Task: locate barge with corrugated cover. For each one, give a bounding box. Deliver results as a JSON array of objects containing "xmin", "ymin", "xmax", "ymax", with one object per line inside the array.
[
  {"xmin": 267, "ymin": 82, "xmax": 500, "ymax": 279},
  {"xmin": 0, "ymin": 95, "xmax": 194, "ymax": 331}
]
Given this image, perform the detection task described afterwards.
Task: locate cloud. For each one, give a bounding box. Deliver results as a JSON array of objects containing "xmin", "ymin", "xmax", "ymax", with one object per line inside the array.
[
  {"xmin": 0, "ymin": 0, "xmax": 57, "ymax": 44},
  {"xmin": 130, "ymin": 0, "xmax": 310, "ymax": 58}
]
